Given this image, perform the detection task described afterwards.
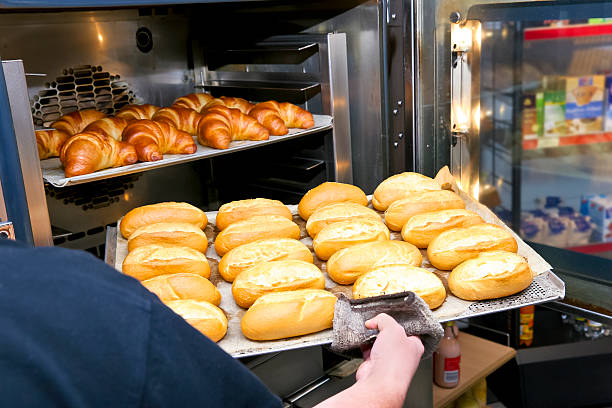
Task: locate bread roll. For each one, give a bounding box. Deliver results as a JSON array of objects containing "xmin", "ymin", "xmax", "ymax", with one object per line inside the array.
[
  {"xmin": 427, "ymin": 223, "xmax": 518, "ymax": 270},
  {"xmin": 449, "ymin": 251, "xmax": 533, "ymax": 300},
  {"xmin": 353, "ymin": 265, "xmax": 446, "ymax": 309},
  {"xmin": 232, "ymin": 260, "xmax": 325, "ymax": 308},
  {"xmin": 327, "ymin": 240, "xmax": 422, "ymax": 285},
  {"xmin": 166, "ymin": 300, "xmax": 227, "ymax": 342},
  {"xmin": 313, "ymin": 218, "xmax": 390, "ymax": 261},
  {"xmin": 298, "ymin": 182, "xmax": 368, "ymax": 221},
  {"xmin": 241, "ymin": 289, "xmax": 337, "ymax": 341},
  {"xmin": 401, "ymin": 209, "xmax": 484, "ymax": 248},
  {"xmin": 214, "ymin": 215, "xmax": 300, "ymax": 256},
  {"xmin": 128, "ymin": 223, "xmax": 208, "ymax": 253},
  {"xmin": 142, "ymin": 273, "xmax": 221, "ymax": 305},
  {"xmin": 384, "ymin": 190, "xmax": 465, "ymax": 231},
  {"xmin": 216, "ymin": 198, "xmax": 292, "ymax": 230},
  {"xmin": 218, "ymin": 238, "xmax": 312, "ymax": 282},
  {"xmin": 306, "ymin": 202, "xmax": 382, "ymax": 238},
  {"xmin": 372, "ymin": 172, "xmax": 441, "ymax": 211},
  {"xmin": 122, "ymin": 244, "xmax": 210, "ymax": 281},
  {"xmin": 121, "ymin": 202, "xmax": 207, "ymax": 238}
]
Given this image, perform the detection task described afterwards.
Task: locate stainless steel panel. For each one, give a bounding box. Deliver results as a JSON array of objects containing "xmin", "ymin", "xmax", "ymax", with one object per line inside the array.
[
  {"xmin": 305, "ymin": 1, "xmax": 384, "ymax": 193},
  {"xmin": 326, "ymin": 33, "xmax": 352, "ymax": 184},
  {"xmin": 3, "ymin": 60, "xmax": 52, "ymax": 246}
]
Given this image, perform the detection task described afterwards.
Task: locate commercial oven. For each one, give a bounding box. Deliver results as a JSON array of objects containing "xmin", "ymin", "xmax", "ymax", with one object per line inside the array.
[{"xmin": 0, "ymin": 0, "xmax": 610, "ymax": 407}]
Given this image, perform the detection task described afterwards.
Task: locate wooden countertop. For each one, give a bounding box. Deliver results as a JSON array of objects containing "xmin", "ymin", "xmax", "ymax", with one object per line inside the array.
[{"xmin": 433, "ymin": 332, "xmax": 516, "ymax": 408}]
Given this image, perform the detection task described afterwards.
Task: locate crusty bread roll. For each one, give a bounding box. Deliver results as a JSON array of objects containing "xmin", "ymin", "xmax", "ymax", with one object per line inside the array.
[
  {"xmin": 313, "ymin": 218, "xmax": 390, "ymax": 261},
  {"xmin": 218, "ymin": 238, "xmax": 312, "ymax": 282},
  {"xmin": 448, "ymin": 251, "xmax": 533, "ymax": 301},
  {"xmin": 298, "ymin": 182, "xmax": 368, "ymax": 221},
  {"xmin": 127, "ymin": 223, "xmax": 208, "ymax": 253},
  {"xmin": 427, "ymin": 223, "xmax": 518, "ymax": 270},
  {"xmin": 120, "ymin": 202, "xmax": 207, "ymax": 239},
  {"xmin": 232, "ymin": 260, "xmax": 325, "ymax": 308},
  {"xmin": 166, "ymin": 300, "xmax": 227, "ymax": 342},
  {"xmin": 142, "ymin": 273, "xmax": 221, "ymax": 305},
  {"xmin": 306, "ymin": 202, "xmax": 382, "ymax": 238},
  {"xmin": 353, "ymin": 265, "xmax": 446, "ymax": 309},
  {"xmin": 216, "ymin": 198, "xmax": 292, "ymax": 231},
  {"xmin": 384, "ymin": 190, "xmax": 465, "ymax": 231},
  {"xmin": 372, "ymin": 172, "xmax": 441, "ymax": 211},
  {"xmin": 214, "ymin": 215, "xmax": 300, "ymax": 256},
  {"xmin": 401, "ymin": 209, "xmax": 484, "ymax": 248},
  {"xmin": 326, "ymin": 240, "xmax": 422, "ymax": 285},
  {"xmin": 122, "ymin": 244, "xmax": 210, "ymax": 281},
  {"xmin": 241, "ymin": 289, "xmax": 337, "ymax": 341}
]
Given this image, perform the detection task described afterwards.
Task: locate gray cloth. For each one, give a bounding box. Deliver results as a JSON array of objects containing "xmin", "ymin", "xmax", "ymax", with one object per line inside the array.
[{"xmin": 331, "ymin": 292, "xmax": 443, "ymax": 359}]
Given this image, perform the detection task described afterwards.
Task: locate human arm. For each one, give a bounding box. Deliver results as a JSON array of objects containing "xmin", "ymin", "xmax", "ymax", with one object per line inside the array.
[{"xmin": 314, "ymin": 313, "xmax": 424, "ymax": 408}]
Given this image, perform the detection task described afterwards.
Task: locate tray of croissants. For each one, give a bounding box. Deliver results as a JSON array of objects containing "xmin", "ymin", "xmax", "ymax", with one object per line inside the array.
[
  {"xmin": 110, "ymin": 167, "xmax": 564, "ymax": 358},
  {"xmin": 36, "ymin": 93, "xmax": 332, "ymax": 187}
]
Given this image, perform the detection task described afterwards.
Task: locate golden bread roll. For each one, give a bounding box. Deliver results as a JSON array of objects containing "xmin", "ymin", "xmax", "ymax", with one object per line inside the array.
[
  {"xmin": 384, "ymin": 190, "xmax": 465, "ymax": 231},
  {"xmin": 122, "ymin": 244, "xmax": 211, "ymax": 281},
  {"xmin": 353, "ymin": 265, "xmax": 446, "ymax": 309},
  {"xmin": 326, "ymin": 240, "xmax": 422, "ymax": 285},
  {"xmin": 401, "ymin": 209, "xmax": 484, "ymax": 248},
  {"xmin": 142, "ymin": 273, "xmax": 221, "ymax": 305},
  {"xmin": 216, "ymin": 198, "xmax": 292, "ymax": 231},
  {"xmin": 298, "ymin": 182, "xmax": 368, "ymax": 220},
  {"xmin": 306, "ymin": 202, "xmax": 382, "ymax": 238},
  {"xmin": 313, "ymin": 218, "xmax": 390, "ymax": 261},
  {"xmin": 448, "ymin": 251, "xmax": 533, "ymax": 300},
  {"xmin": 427, "ymin": 223, "xmax": 518, "ymax": 270},
  {"xmin": 241, "ymin": 289, "xmax": 337, "ymax": 341},
  {"xmin": 214, "ymin": 215, "xmax": 300, "ymax": 256},
  {"xmin": 127, "ymin": 223, "xmax": 208, "ymax": 253},
  {"xmin": 120, "ymin": 202, "xmax": 207, "ymax": 238},
  {"xmin": 232, "ymin": 260, "xmax": 325, "ymax": 308},
  {"xmin": 372, "ymin": 172, "xmax": 441, "ymax": 211},
  {"xmin": 166, "ymin": 300, "xmax": 227, "ymax": 342},
  {"xmin": 218, "ymin": 238, "xmax": 312, "ymax": 282}
]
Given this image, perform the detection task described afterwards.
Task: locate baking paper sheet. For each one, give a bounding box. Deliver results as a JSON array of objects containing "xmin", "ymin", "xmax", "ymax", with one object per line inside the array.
[
  {"xmin": 42, "ymin": 114, "xmax": 333, "ymax": 188},
  {"xmin": 113, "ymin": 167, "xmax": 563, "ymax": 358}
]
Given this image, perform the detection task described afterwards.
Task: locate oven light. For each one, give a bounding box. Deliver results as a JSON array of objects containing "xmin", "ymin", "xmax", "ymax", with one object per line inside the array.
[
  {"xmin": 451, "ymin": 23, "xmax": 472, "ymax": 52},
  {"xmin": 472, "ymin": 105, "xmax": 480, "ymax": 131},
  {"xmin": 472, "ymin": 181, "xmax": 480, "ymax": 200},
  {"xmin": 452, "ymin": 106, "xmax": 469, "ymax": 133},
  {"xmin": 98, "ymin": 34, "xmax": 104, "ymax": 43}
]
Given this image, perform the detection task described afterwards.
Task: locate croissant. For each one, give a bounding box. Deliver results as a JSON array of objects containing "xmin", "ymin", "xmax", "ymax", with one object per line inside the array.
[
  {"xmin": 249, "ymin": 101, "xmax": 315, "ymax": 136},
  {"xmin": 36, "ymin": 129, "xmax": 70, "ymax": 159},
  {"xmin": 197, "ymin": 106, "xmax": 269, "ymax": 149},
  {"xmin": 83, "ymin": 117, "xmax": 129, "ymax": 140},
  {"xmin": 201, "ymin": 97, "xmax": 254, "ymax": 114},
  {"xmin": 60, "ymin": 131, "xmax": 137, "ymax": 177},
  {"xmin": 52, "ymin": 110, "xmax": 107, "ymax": 135},
  {"xmin": 115, "ymin": 104, "xmax": 160, "ymax": 122},
  {"xmin": 122, "ymin": 119, "xmax": 197, "ymax": 161},
  {"xmin": 151, "ymin": 107, "xmax": 203, "ymax": 135},
  {"xmin": 172, "ymin": 93, "xmax": 215, "ymax": 112}
]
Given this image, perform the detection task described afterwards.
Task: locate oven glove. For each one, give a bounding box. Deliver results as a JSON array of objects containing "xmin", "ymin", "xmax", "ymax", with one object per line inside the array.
[{"xmin": 330, "ymin": 291, "xmax": 443, "ymax": 359}]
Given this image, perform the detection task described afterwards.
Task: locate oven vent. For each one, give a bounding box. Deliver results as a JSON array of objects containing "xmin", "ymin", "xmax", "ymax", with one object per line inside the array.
[{"xmin": 31, "ymin": 65, "xmax": 140, "ymax": 126}]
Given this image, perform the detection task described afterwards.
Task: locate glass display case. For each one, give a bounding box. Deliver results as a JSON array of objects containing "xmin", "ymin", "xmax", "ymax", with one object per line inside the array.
[{"xmin": 413, "ymin": 0, "xmax": 612, "ymax": 321}]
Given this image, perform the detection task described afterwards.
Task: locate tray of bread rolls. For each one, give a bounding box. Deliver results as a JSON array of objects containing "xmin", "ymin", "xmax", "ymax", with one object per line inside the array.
[
  {"xmin": 40, "ymin": 114, "xmax": 332, "ymax": 188},
  {"xmin": 108, "ymin": 166, "xmax": 564, "ymax": 358}
]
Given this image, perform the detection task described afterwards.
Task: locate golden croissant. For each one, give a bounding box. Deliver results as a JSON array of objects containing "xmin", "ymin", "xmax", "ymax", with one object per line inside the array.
[
  {"xmin": 122, "ymin": 119, "xmax": 197, "ymax": 161},
  {"xmin": 36, "ymin": 129, "xmax": 70, "ymax": 159},
  {"xmin": 83, "ymin": 117, "xmax": 129, "ymax": 141},
  {"xmin": 172, "ymin": 93, "xmax": 215, "ymax": 112},
  {"xmin": 115, "ymin": 104, "xmax": 160, "ymax": 122},
  {"xmin": 52, "ymin": 110, "xmax": 107, "ymax": 135},
  {"xmin": 249, "ymin": 101, "xmax": 315, "ymax": 135},
  {"xmin": 198, "ymin": 106, "xmax": 269, "ymax": 149}
]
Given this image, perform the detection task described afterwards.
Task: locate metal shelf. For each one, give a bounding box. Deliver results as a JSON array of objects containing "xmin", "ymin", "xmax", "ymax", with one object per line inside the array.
[
  {"xmin": 199, "ymin": 81, "xmax": 321, "ymax": 105},
  {"xmin": 41, "ymin": 114, "xmax": 332, "ymax": 187}
]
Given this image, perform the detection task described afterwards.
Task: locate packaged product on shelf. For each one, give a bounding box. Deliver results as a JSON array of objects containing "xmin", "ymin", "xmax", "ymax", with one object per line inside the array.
[
  {"xmin": 605, "ymin": 75, "xmax": 612, "ymax": 131},
  {"xmin": 566, "ymin": 215, "xmax": 593, "ymax": 247},
  {"xmin": 521, "ymin": 218, "xmax": 543, "ymax": 243},
  {"xmin": 543, "ymin": 76, "xmax": 567, "ymax": 137},
  {"xmin": 521, "ymin": 93, "xmax": 543, "ymax": 140},
  {"xmin": 589, "ymin": 196, "xmax": 612, "ymax": 242},
  {"xmin": 565, "ymin": 75, "xmax": 605, "ymax": 135},
  {"xmin": 546, "ymin": 217, "xmax": 569, "ymax": 247}
]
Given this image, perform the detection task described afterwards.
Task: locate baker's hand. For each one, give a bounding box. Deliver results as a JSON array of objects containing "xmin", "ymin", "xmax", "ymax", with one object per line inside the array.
[{"xmin": 355, "ymin": 313, "xmax": 424, "ymax": 406}]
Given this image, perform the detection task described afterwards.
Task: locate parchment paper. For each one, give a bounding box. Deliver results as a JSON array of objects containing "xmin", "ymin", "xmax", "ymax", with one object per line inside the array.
[{"xmin": 114, "ymin": 167, "xmax": 560, "ymax": 357}]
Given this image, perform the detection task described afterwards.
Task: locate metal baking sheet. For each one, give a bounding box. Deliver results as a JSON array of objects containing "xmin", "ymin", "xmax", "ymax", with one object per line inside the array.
[
  {"xmin": 109, "ymin": 188, "xmax": 564, "ymax": 359},
  {"xmin": 41, "ymin": 114, "xmax": 333, "ymax": 188}
]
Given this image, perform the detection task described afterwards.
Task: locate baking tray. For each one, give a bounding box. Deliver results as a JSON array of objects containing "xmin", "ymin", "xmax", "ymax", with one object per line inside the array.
[
  {"xmin": 41, "ymin": 114, "xmax": 333, "ymax": 188},
  {"xmin": 107, "ymin": 171, "xmax": 564, "ymax": 358}
]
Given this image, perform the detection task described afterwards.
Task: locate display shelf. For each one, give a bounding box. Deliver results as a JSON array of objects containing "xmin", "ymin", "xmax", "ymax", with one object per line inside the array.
[
  {"xmin": 522, "ymin": 132, "xmax": 612, "ymax": 150},
  {"xmin": 566, "ymin": 242, "xmax": 612, "ymax": 255},
  {"xmin": 524, "ymin": 23, "xmax": 612, "ymax": 41},
  {"xmin": 41, "ymin": 114, "xmax": 332, "ymax": 187},
  {"xmin": 433, "ymin": 333, "xmax": 516, "ymax": 408}
]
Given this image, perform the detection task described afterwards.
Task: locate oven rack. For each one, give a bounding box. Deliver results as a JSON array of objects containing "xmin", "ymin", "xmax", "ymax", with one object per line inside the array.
[{"xmin": 40, "ymin": 114, "xmax": 332, "ymax": 187}]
